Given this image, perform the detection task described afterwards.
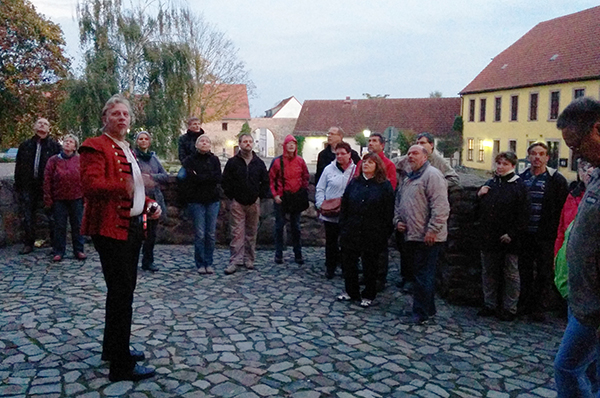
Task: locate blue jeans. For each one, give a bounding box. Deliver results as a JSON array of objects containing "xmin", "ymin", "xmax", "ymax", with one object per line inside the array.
[
  {"xmin": 188, "ymin": 201, "xmax": 220, "ymax": 269},
  {"xmin": 407, "ymin": 241, "xmax": 441, "ymax": 319},
  {"xmin": 52, "ymin": 199, "xmax": 84, "ymax": 256},
  {"xmin": 554, "ymin": 308, "xmax": 600, "ymax": 398},
  {"xmin": 273, "ymin": 203, "xmax": 302, "ymax": 259}
]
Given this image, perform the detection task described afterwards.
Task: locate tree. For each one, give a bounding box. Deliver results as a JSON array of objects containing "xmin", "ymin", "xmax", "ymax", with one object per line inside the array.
[
  {"xmin": 60, "ymin": 0, "xmax": 253, "ymax": 157},
  {"xmin": 0, "ymin": 0, "xmax": 70, "ymax": 148},
  {"xmin": 437, "ymin": 116, "xmax": 463, "ymax": 157},
  {"xmin": 295, "ymin": 136, "xmax": 305, "ymax": 157},
  {"xmin": 238, "ymin": 122, "xmax": 251, "ymax": 136},
  {"xmin": 362, "ymin": 93, "xmax": 389, "ymax": 99},
  {"xmin": 429, "ymin": 91, "xmax": 443, "ymax": 98},
  {"xmin": 396, "ymin": 130, "xmax": 416, "ymax": 155}
]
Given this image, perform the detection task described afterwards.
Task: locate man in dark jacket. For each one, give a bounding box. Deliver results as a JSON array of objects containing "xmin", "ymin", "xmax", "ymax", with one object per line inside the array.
[
  {"xmin": 178, "ymin": 117, "xmax": 205, "ymax": 164},
  {"xmin": 518, "ymin": 142, "xmax": 568, "ymax": 321},
  {"xmin": 14, "ymin": 118, "xmax": 61, "ymax": 254},
  {"xmin": 554, "ymin": 97, "xmax": 600, "ymax": 397},
  {"xmin": 315, "ymin": 127, "xmax": 360, "ymax": 184},
  {"xmin": 222, "ymin": 134, "xmax": 269, "ymax": 274}
]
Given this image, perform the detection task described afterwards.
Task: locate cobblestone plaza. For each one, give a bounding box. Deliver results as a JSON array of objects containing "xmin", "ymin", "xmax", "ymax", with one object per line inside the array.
[{"xmin": 1, "ymin": 245, "xmax": 562, "ymax": 397}]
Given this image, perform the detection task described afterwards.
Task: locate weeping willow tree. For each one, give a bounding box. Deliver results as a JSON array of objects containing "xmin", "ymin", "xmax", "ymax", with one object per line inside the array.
[{"xmin": 59, "ymin": 0, "xmax": 253, "ymax": 158}]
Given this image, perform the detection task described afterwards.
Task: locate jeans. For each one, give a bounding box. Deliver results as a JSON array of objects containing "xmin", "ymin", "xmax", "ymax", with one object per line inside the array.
[
  {"xmin": 342, "ymin": 247, "xmax": 379, "ymax": 300},
  {"xmin": 324, "ymin": 221, "xmax": 341, "ymax": 276},
  {"xmin": 92, "ymin": 216, "xmax": 144, "ymax": 375},
  {"xmin": 406, "ymin": 241, "xmax": 442, "ymax": 319},
  {"xmin": 189, "ymin": 201, "xmax": 220, "ymax": 268},
  {"xmin": 274, "ymin": 203, "xmax": 302, "ymax": 259},
  {"xmin": 554, "ymin": 308, "xmax": 600, "ymax": 398},
  {"xmin": 481, "ymin": 251, "xmax": 520, "ymax": 314},
  {"xmin": 19, "ymin": 188, "xmax": 51, "ymax": 246},
  {"xmin": 229, "ymin": 199, "xmax": 260, "ymax": 267},
  {"xmin": 141, "ymin": 218, "xmax": 158, "ymax": 268},
  {"xmin": 52, "ymin": 199, "xmax": 84, "ymax": 256}
]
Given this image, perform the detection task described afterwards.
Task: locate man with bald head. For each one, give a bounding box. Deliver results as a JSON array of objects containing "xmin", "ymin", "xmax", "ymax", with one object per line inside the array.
[
  {"xmin": 394, "ymin": 145, "xmax": 449, "ymax": 325},
  {"xmin": 15, "ymin": 118, "xmax": 62, "ymax": 254}
]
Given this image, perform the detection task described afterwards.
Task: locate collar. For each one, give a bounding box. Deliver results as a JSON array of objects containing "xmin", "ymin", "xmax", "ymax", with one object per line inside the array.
[{"xmin": 407, "ymin": 161, "xmax": 430, "ymax": 180}]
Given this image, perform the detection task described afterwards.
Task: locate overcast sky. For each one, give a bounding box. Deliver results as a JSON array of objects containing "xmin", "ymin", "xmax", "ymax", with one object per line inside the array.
[{"xmin": 29, "ymin": 0, "xmax": 599, "ymax": 117}]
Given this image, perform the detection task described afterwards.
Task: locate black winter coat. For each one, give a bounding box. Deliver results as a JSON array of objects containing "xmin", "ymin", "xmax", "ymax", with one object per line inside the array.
[
  {"xmin": 315, "ymin": 145, "xmax": 361, "ymax": 185},
  {"xmin": 178, "ymin": 129, "xmax": 205, "ymax": 163},
  {"xmin": 15, "ymin": 135, "xmax": 62, "ymax": 192},
  {"xmin": 180, "ymin": 151, "xmax": 222, "ymax": 204},
  {"xmin": 339, "ymin": 175, "xmax": 394, "ymax": 252},
  {"xmin": 222, "ymin": 152, "xmax": 269, "ymax": 205},
  {"xmin": 477, "ymin": 172, "xmax": 529, "ymax": 253}
]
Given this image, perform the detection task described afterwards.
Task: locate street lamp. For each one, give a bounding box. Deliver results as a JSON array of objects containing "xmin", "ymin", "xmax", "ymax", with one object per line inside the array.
[{"xmin": 360, "ymin": 129, "xmax": 371, "ymax": 155}]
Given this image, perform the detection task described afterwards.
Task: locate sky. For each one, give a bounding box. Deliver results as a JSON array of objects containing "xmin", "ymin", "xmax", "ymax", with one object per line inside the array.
[{"xmin": 28, "ymin": 0, "xmax": 600, "ymax": 117}]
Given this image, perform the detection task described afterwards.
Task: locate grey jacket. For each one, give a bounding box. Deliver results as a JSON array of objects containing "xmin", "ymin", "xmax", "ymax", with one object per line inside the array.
[
  {"xmin": 394, "ymin": 161, "xmax": 450, "ymax": 242},
  {"xmin": 394, "ymin": 150, "xmax": 460, "ymax": 190}
]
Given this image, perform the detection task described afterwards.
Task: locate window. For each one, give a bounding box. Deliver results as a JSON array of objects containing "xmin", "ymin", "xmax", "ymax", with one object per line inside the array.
[
  {"xmin": 479, "ymin": 98, "xmax": 486, "ymax": 122},
  {"xmin": 494, "ymin": 97, "xmax": 502, "ymax": 122},
  {"xmin": 467, "ymin": 138, "xmax": 474, "ymax": 161},
  {"xmin": 550, "ymin": 91, "xmax": 560, "ymax": 120},
  {"xmin": 478, "ymin": 139, "xmax": 484, "ymax": 162},
  {"xmin": 509, "ymin": 140, "xmax": 517, "ymax": 153},
  {"xmin": 529, "ymin": 93, "xmax": 538, "ymax": 121},
  {"xmin": 574, "ymin": 88, "xmax": 585, "ymax": 99},
  {"xmin": 222, "ymin": 122, "xmax": 228, "ymax": 131},
  {"xmin": 510, "ymin": 95, "xmax": 518, "ymax": 121},
  {"xmin": 493, "ymin": 140, "xmax": 500, "ymax": 161},
  {"xmin": 546, "ymin": 140, "xmax": 560, "ymax": 169},
  {"xmin": 469, "ymin": 99, "xmax": 475, "ymax": 122}
]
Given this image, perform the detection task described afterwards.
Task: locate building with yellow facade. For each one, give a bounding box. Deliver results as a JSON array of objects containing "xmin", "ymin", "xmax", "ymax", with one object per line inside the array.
[{"xmin": 460, "ymin": 6, "xmax": 600, "ymax": 180}]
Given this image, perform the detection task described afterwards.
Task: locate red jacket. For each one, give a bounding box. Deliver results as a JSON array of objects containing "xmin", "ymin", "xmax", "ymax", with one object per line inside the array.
[
  {"xmin": 554, "ymin": 188, "xmax": 583, "ymax": 256},
  {"xmin": 79, "ymin": 134, "xmax": 154, "ymax": 241},
  {"xmin": 269, "ymin": 155, "xmax": 309, "ymax": 197},
  {"xmin": 43, "ymin": 153, "xmax": 83, "ymax": 207}
]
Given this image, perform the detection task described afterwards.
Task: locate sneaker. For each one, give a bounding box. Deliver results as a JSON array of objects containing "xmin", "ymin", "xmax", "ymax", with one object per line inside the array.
[
  {"xmin": 360, "ymin": 299, "xmax": 373, "ymax": 308},
  {"xmin": 75, "ymin": 252, "xmax": 87, "ymax": 261},
  {"xmin": 205, "ymin": 267, "xmax": 215, "ymax": 274},
  {"xmin": 142, "ymin": 263, "xmax": 159, "ymax": 272},
  {"xmin": 477, "ymin": 307, "xmax": 496, "ymax": 317},
  {"xmin": 326, "ymin": 272, "xmax": 335, "ymax": 280},
  {"xmin": 274, "ymin": 256, "xmax": 283, "ymax": 264},
  {"xmin": 407, "ymin": 315, "xmax": 430, "ymax": 325},
  {"xmin": 224, "ymin": 264, "xmax": 237, "ymax": 275},
  {"xmin": 52, "ymin": 255, "xmax": 62, "ymax": 262},
  {"xmin": 337, "ymin": 293, "xmax": 352, "ymax": 301},
  {"xmin": 245, "ymin": 263, "xmax": 255, "ymax": 270},
  {"xmin": 197, "ymin": 267, "xmax": 207, "ymax": 274}
]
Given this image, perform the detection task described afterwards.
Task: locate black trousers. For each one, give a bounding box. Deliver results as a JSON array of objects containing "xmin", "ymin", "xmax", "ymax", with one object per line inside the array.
[
  {"xmin": 324, "ymin": 221, "xmax": 341, "ymax": 276},
  {"xmin": 518, "ymin": 235, "xmax": 554, "ymax": 314},
  {"xmin": 396, "ymin": 231, "xmax": 414, "ymax": 283},
  {"xmin": 19, "ymin": 188, "xmax": 52, "ymax": 246},
  {"xmin": 92, "ymin": 217, "xmax": 143, "ymax": 375},
  {"xmin": 342, "ymin": 247, "xmax": 380, "ymax": 300},
  {"xmin": 141, "ymin": 219, "xmax": 158, "ymax": 268}
]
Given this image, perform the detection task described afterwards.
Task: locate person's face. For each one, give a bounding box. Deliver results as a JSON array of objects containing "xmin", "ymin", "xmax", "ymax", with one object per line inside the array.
[
  {"xmin": 407, "ymin": 146, "xmax": 428, "ymax": 171},
  {"xmin": 196, "ymin": 136, "xmax": 211, "ymax": 152},
  {"xmin": 416, "ymin": 137, "xmax": 434, "ymax": 155},
  {"xmin": 285, "ymin": 141, "xmax": 297, "ymax": 154},
  {"xmin": 336, "ymin": 148, "xmax": 351, "ymax": 166},
  {"xmin": 136, "ymin": 134, "xmax": 151, "ymax": 150},
  {"xmin": 368, "ymin": 137, "xmax": 383, "ymax": 153},
  {"xmin": 62, "ymin": 137, "xmax": 77, "ymax": 153},
  {"xmin": 495, "ymin": 158, "xmax": 515, "ymax": 175},
  {"xmin": 239, "ymin": 135, "xmax": 254, "ymax": 152},
  {"xmin": 327, "ymin": 128, "xmax": 342, "ymax": 146},
  {"xmin": 563, "ymin": 124, "xmax": 600, "ymax": 167},
  {"xmin": 527, "ymin": 145, "xmax": 549, "ymax": 169},
  {"xmin": 34, "ymin": 118, "xmax": 50, "ymax": 138},
  {"xmin": 362, "ymin": 158, "xmax": 376, "ymax": 175},
  {"xmin": 103, "ymin": 103, "xmax": 131, "ymax": 137},
  {"xmin": 189, "ymin": 120, "xmax": 202, "ymax": 132}
]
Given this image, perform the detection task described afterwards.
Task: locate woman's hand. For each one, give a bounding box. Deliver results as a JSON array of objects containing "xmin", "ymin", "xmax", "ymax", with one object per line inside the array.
[
  {"xmin": 274, "ymin": 195, "xmax": 282, "ymax": 204},
  {"xmin": 478, "ymin": 186, "xmax": 490, "ymax": 197},
  {"xmin": 397, "ymin": 222, "xmax": 406, "ymax": 232}
]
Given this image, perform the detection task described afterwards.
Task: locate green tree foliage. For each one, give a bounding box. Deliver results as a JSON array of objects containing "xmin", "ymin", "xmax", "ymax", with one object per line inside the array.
[
  {"xmin": 396, "ymin": 130, "xmax": 416, "ymax": 155},
  {"xmin": 239, "ymin": 122, "xmax": 252, "ymax": 136},
  {"xmin": 362, "ymin": 93, "xmax": 389, "ymax": 99},
  {"xmin": 354, "ymin": 131, "xmax": 368, "ymax": 148},
  {"xmin": 0, "ymin": 0, "xmax": 70, "ymax": 148},
  {"xmin": 429, "ymin": 91, "xmax": 443, "ymax": 98},
  {"xmin": 437, "ymin": 116, "xmax": 464, "ymax": 156},
  {"xmin": 294, "ymin": 136, "xmax": 305, "ymax": 157},
  {"xmin": 60, "ymin": 0, "xmax": 253, "ymax": 157}
]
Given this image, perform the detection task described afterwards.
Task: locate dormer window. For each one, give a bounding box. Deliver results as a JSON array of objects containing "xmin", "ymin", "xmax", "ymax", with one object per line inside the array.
[{"xmin": 550, "ymin": 54, "xmax": 559, "ymax": 61}]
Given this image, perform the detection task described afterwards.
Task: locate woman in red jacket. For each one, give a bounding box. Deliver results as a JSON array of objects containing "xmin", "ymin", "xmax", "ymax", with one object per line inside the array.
[
  {"xmin": 268, "ymin": 135, "xmax": 309, "ymax": 264},
  {"xmin": 43, "ymin": 134, "xmax": 85, "ymax": 262}
]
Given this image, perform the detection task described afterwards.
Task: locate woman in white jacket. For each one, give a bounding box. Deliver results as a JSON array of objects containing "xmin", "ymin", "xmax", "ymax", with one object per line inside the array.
[{"xmin": 315, "ymin": 142, "xmax": 356, "ymax": 279}]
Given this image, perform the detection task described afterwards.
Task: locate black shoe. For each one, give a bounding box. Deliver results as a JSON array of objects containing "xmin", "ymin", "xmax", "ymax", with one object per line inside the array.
[
  {"xmin": 401, "ymin": 281, "xmax": 413, "ymax": 294},
  {"xmin": 405, "ymin": 315, "xmax": 430, "ymax": 326},
  {"xmin": 497, "ymin": 311, "xmax": 516, "ymax": 322},
  {"xmin": 109, "ymin": 364, "xmax": 155, "ymax": 382},
  {"xmin": 102, "ymin": 349, "xmax": 145, "ymax": 362},
  {"xmin": 529, "ymin": 312, "xmax": 547, "ymax": 323},
  {"xmin": 326, "ymin": 272, "xmax": 335, "ymax": 280},
  {"xmin": 142, "ymin": 264, "xmax": 159, "ymax": 272},
  {"xmin": 477, "ymin": 307, "xmax": 496, "ymax": 317},
  {"xmin": 295, "ymin": 257, "xmax": 304, "ymax": 265},
  {"xmin": 396, "ymin": 280, "xmax": 406, "ymax": 289},
  {"xmin": 20, "ymin": 245, "xmax": 33, "ymax": 255},
  {"xmin": 274, "ymin": 256, "xmax": 283, "ymax": 264},
  {"xmin": 376, "ymin": 281, "xmax": 386, "ymax": 293}
]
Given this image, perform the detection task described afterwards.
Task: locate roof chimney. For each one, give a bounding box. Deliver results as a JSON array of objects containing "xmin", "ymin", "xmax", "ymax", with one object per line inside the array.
[{"xmin": 344, "ymin": 96, "xmax": 351, "ymax": 104}]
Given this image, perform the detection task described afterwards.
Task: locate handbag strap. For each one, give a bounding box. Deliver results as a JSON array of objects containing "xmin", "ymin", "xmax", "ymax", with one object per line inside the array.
[{"xmin": 279, "ymin": 156, "xmax": 285, "ymax": 193}]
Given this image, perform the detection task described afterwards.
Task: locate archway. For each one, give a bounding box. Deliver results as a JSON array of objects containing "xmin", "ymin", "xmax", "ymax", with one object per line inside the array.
[{"xmin": 253, "ymin": 128, "xmax": 275, "ymax": 158}]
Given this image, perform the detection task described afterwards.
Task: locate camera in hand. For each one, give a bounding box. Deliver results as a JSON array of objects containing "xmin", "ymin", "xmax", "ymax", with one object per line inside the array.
[{"xmin": 148, "ymin": 202, "xmax": 159, "ymax": 215}]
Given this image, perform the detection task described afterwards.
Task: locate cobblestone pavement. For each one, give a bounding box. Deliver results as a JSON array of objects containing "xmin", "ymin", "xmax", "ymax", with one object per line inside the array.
[{"xmin": 1, "ymin": 245, "xmax": 563, "ymax": 398}]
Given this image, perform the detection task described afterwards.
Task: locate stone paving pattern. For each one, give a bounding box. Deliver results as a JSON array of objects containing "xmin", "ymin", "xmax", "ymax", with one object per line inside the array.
[{"xmin": 1, "ymin": 245, "xmax": 563, "ymax": 398}]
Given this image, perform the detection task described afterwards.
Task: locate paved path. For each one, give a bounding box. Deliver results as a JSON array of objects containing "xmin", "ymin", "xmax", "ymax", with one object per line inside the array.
[{"xmin": 1, "ymin": 245, "xmax": 563, "ymax": 398}]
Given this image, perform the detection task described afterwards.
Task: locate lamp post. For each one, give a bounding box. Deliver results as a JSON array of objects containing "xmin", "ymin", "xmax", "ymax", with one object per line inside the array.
[{"xmin": 360, "ymin": 129, "xmax": 371, "ymax": 155}]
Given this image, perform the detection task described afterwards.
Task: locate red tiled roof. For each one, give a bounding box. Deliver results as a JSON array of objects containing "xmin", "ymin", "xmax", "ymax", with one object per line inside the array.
[
  {"xmin": 200, "ymin": 84, "xmax": 250, "ymax": 120},
  {"xmin": 461, "ymin": 6, "xmax": 600, "ymax": 94},
  {"xmin": 293, "ymin": 97, "xmax": 461, "ymax": 138}
]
